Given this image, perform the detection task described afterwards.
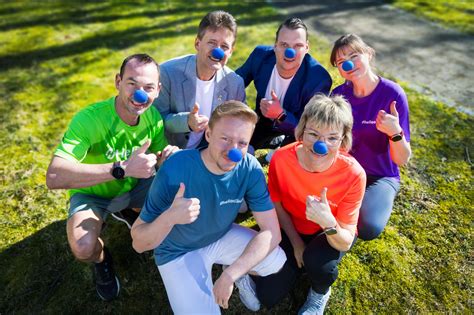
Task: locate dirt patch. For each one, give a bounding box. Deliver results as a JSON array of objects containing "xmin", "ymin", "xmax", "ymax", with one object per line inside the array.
[{"xmin": 272, "ymin": 0, "xmax": 474, "ymax": 114}]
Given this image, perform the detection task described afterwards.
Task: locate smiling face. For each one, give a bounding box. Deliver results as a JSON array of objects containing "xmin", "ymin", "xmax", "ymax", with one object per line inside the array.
[
  {"xmin": 115, "ymin": 59, "xmax": 160, "ymax": 125},
  {"xmin": 274, "ymin": 26, "xmax": 308, "ymax": 79},
  {"xmin": 195, "ymin": 27, "xmax": 234, "ymax": 80},
  {"xmin": 335, "ymin": 45, "xmax": 373, "ymax": 82},
  {"xmin": 300, "ymin": 121, "xmax": 343, "ymax": 171},
  {"xmin": 202, "ymin": 116, "xmax": 254, "ymax": 175}
]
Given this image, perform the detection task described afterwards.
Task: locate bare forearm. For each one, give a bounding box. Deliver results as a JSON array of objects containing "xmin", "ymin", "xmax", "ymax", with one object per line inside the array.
[
  {"xmin": 390, "ymin": 139, "xmax": 411, "ymax": 165},
  {"xmin": 326, "ymin": 222, "xmax": 355, "ymax": 252},
  {"xmin": 131, "ymin": 212, "xmax": 175, "ymax": 253},
  {"xmin": 276, "ymin": 203, "xmax": 304, "ymax": 248},
  {"xmin": 46, "ymin": 156, "xmax": 114, "ymax": 189},
  {"xmin": 225, "ymin": 229, "xmax": 281, "ymax": 281}
]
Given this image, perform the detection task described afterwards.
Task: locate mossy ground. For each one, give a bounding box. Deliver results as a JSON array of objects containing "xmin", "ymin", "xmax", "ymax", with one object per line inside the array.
[
  {"xmin": 387, "ymin": 0, "xmax": 474, "ymax": 34},
  {"xmin": 0, "ymin": 1, "xmax": 472, "ymax": 314}
]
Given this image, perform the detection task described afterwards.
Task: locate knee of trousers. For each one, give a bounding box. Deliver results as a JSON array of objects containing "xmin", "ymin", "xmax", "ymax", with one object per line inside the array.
[
  {"xmin": 255, "ymin": 261, "xmax": 298, "ymax": 309},
  {"xmin": 252, "ymin": 245, "xmax": 287, "ymax": 277},
  {"xmin": 357, "ymin": 222, "xmax": 385, "ymax": 241},
  {"xmin": 303, "ymin": 251, "xmax": 339, "ymax": 283}
]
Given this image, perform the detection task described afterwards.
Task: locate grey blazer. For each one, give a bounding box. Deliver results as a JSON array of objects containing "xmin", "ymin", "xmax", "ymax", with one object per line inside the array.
[{"xmin": 153, "ymin": 54, "xmax": 246, "ymax": 148}]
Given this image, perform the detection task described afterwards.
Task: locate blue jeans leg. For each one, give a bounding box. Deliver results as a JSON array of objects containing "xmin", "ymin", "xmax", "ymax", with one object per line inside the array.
[{"xmin": 357, "ymin": 176, "xmax": 400, "ymax": 241}]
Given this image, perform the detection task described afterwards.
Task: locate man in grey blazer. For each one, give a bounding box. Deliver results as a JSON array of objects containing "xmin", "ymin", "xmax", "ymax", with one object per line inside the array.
[{"xmin": 154, "ymin": 10, "xmax": 246, "ymax": 149}]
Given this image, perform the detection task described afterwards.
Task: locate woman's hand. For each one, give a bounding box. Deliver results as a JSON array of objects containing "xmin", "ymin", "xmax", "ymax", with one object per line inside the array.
[
  {"xmin": 376, "ymin": 101, "xmax": 402, "ymax": 137},
  {"xmin": 306, "ymin": 187, "xmax": 337, "ymax": 228},
  {"xmin": 293, "ymin": 238, "xmax": 306, "ymax": 268}
]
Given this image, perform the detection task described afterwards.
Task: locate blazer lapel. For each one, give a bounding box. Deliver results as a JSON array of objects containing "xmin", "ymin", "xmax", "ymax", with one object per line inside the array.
[
  {"xmin": 212, "ymin": 69, "xmax": 228, "ymax": 110},
  {"xmin": 183, "ymin": 55, "xmax": 197, "ymax": 111},
  {"xmin": 255, "ymin": 52, "xmax": 276, "ymax": 97}
]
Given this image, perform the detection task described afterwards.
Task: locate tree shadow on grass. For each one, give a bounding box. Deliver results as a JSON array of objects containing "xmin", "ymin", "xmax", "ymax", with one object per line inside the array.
[
  {"xmin": 0, "ymin": 217, "xmax": 299, "ymax": 314},
  {"xmin": 0, "ymin": 1, "xmax": 282, "ymax": 71},
  {"xmin": 0, "ymin": 219, "xmax": 173, "ymax": 314}
]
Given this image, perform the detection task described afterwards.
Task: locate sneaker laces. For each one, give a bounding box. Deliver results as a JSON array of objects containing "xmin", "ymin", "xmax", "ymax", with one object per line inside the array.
[{"xmin": 95, "ymin": 255, "xmax": 114, "ymax": 284}]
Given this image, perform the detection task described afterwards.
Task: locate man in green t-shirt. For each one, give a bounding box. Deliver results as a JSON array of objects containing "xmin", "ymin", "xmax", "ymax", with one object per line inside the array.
[{"xmin": 46, "ymin": 54, "xmax": 178, "ymax": 301}]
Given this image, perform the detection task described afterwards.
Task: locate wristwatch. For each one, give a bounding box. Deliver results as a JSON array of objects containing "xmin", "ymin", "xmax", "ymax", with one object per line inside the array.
[
  {"xmin": 389, "ymin": 130, "xmax": 404, "ymax": 142},
  {"xmin": 111, "ymin": 161, "xmax": 125, "ymax": 180},
  {"xmin": 323, "ymin": 224, "xmax": 337, "ymax": 235}
]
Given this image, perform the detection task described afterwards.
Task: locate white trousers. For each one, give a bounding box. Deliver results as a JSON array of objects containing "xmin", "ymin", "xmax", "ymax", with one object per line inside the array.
[{"xmin": 157, "ymin": 224, "xmax": 286, "ymax": 315}]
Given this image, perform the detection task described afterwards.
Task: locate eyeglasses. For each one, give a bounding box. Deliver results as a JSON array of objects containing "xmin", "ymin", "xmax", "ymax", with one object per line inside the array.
[{"xmin": 303, "ymin": 129, "xmax": 343, "ymax": 147}]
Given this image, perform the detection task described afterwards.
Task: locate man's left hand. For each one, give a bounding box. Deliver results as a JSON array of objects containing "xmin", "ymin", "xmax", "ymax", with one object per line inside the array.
[
  {"xmin": 156, "ymin": 145, "xmax": 180, "ymax": 167},
  {"xmin": 213, "ymin": 270, "xmax": 234, "ymax": 309},
  {"xmin": 260, "ymin": 90, "xmax": 284, "ymax": 119}
]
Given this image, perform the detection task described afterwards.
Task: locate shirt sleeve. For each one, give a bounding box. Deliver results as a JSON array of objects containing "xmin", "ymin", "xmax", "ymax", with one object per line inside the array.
[
  {"xmin": 54, "ymin": 111, "xmax": 91, "ymax": 162},
  {"xmin": 395, "ymin": 89, "xmax": 411, "ymax": 142},
  {"xmin": 334, "ymin": 168, "xmax": 366, "ymax": 226},
  {"xmin": 149, "ymin": 112, "xmax": 168, "ymax": 154},
  {"xmin": 267, "ymin": 153, "xmax": 282, "ymax": 203},
  {"xmin": 140, "ymin": 163, "xmax": 174, "ymax": 223},
  {"xmin": 245, "ymin": 157, "xmax": 274, "ymax": 212},
  {"xmin": 235, "ymin": 47, "xmax": 258, "ymax": 88}
]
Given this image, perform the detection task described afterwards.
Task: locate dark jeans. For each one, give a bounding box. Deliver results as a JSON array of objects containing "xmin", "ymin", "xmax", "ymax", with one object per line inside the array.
[
  {"xmin": 252, "ymin": 230, "xmax": 354, "ymax": 309},
  {"xmin": 357, "ymin": 176, "xmax": 400, "ymax": 240},
  {"xmin": 250, "ymin": 119, "xmax": 295, "ymax": 150}
]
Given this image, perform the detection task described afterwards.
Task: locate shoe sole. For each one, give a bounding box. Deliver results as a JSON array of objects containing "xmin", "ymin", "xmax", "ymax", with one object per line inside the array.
[
  {"xmin": 96, "ymin": 276, "xmax": 120, "ymax": 301},
  {"xmin": 110, "ymin": 213, "xmax": 132, "ymax": 229}
]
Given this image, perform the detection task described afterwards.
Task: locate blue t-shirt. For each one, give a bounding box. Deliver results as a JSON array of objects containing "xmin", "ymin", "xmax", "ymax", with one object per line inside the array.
[{"xmin": 140, "ymin": 149, "xmax": 273, "ymax": 265}]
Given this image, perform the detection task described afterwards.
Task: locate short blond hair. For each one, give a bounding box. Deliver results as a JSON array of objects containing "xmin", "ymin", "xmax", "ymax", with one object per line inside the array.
[
  {"xmin": 295, "ymin": 94, "xmax": 353, "ymax": 151},
  {"xmin": 208, "ymin": 100, "xmax": 258, "ymax": 129}
]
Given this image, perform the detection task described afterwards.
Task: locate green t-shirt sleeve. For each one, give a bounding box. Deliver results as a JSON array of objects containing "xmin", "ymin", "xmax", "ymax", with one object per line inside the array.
[{"xmin": 54, "ymin": 111, "xmax": 91, "ymax": 162}]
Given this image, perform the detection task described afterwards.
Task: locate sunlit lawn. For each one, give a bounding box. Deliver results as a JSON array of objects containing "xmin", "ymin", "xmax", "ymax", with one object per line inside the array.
[{"xmin": 0, "ymin": 1, "xmax": 472, "ymax": 314}]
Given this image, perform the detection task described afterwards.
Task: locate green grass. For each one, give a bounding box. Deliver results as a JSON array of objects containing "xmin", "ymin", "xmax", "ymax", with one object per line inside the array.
[
  {"xmin": 388, "ymin": 0, "xmax": 474, "ymax": 34},
  {"xmin": 0, "ymin": 1, "xmax": 472, "ymax": 314}
]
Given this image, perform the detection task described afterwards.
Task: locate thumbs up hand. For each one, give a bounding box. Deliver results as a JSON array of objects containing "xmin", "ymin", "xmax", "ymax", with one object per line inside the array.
[
  {"xmin": 260, "ymin": 89, "xmax": 284, "ymax": 119},
  {"xmin": 169, "ymin": 183, "xmax": 201, "ymax": 225},
  {"xmin": 122, "ymin": 140, "xmax": 157, "ymax": 178},
  {"xmin": 376, "ymin": 101, "xmax": 402, "ymax": 136},
  {"xmin": 305, "ymin": 187, "xmax": 336, "ymax": 228},
  {"xmin": 188, "ymin": 103, "xmax": 209, "ymax": 132}
]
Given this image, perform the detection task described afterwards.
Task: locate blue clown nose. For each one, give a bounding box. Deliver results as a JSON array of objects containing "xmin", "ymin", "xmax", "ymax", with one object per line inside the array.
[
  {"xmin": 133, "ymin": 90, "xmax": 148, "ymax": 104},
  {"xmin": 211, "ymin": 47, "xmax": 225, "ymax": 61},
  {"xmin": 228, "ymin": 148, "xmax": 243, "ymax": 162},
  {"xmin": 342, "ymin": 60, "xmax": 354, "ymax": 72},
  {"xmin": 284, "ymin": 48, "xmax": 296, "ymax": 59},
  {"xmin": 313, "ymin": 141, "xmax": 328, "ymax": 155}
]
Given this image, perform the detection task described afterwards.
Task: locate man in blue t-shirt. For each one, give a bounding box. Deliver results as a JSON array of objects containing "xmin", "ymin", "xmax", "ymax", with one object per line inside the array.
[{"xmin": 131, "ymin": 101, "xmax": 286, "ymax": 313}]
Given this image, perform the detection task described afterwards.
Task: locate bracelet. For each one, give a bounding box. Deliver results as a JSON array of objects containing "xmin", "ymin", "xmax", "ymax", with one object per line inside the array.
[{"xmin": 276, "ymin": 110, "xmax": 287, "ymax": 122}]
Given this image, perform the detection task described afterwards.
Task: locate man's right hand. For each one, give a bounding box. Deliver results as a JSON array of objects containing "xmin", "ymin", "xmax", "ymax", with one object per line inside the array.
[
  {"xmin": 122, "ymin": 140, "xmax": 157, "ymax": 178},
  {"xmin": 168, "ymin": 183, "xmax": 200, "ymax": 224},
  {"xmin": 188, "ymin": 103, "xmax": 209, "ymax": 132}
]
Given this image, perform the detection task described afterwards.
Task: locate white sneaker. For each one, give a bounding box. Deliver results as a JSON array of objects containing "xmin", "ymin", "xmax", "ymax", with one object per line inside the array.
[
  {"xmin": 234, "ymin": 274, "xmax": 261, "ymax": 312},
  {"xmin": 298, "ymin": 287, "xmax": 331, "ymax": 315}
]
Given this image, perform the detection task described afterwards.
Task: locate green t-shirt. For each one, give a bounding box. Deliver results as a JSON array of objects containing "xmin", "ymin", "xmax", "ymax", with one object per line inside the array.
[{"xmin": 54, "ymin": 97, "xmax": 167, "ymax": 199}]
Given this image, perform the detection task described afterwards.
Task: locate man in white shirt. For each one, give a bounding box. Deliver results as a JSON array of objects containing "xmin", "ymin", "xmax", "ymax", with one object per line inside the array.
[
  {"xmin": 154, "ymin": 10, "xmax": 246, "ymax": 149},
  {"xmin": 236, "ymin": 17, "xmax": 332, "ymax": 150}
]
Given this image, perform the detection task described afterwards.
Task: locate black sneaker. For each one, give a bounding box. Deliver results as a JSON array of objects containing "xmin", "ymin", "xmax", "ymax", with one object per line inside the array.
[
  {"xmin": 111, "ymin": 208, "xmax": 139, "ymax": 229},
  {"xmin": 93, "ymin": 247, "xmax": 120, "ymax": 301}
]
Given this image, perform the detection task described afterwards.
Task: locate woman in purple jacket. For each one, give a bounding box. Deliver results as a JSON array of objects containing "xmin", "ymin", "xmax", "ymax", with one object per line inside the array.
[{"xmin": 330, "ymin": 34, "xmax": 412, "ymax": 240}]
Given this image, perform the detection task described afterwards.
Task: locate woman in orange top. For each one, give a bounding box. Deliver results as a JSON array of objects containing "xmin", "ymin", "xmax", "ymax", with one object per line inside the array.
[{"xmin": 253, "ymin": 94, "xmax": 366, "ymax": 314}]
